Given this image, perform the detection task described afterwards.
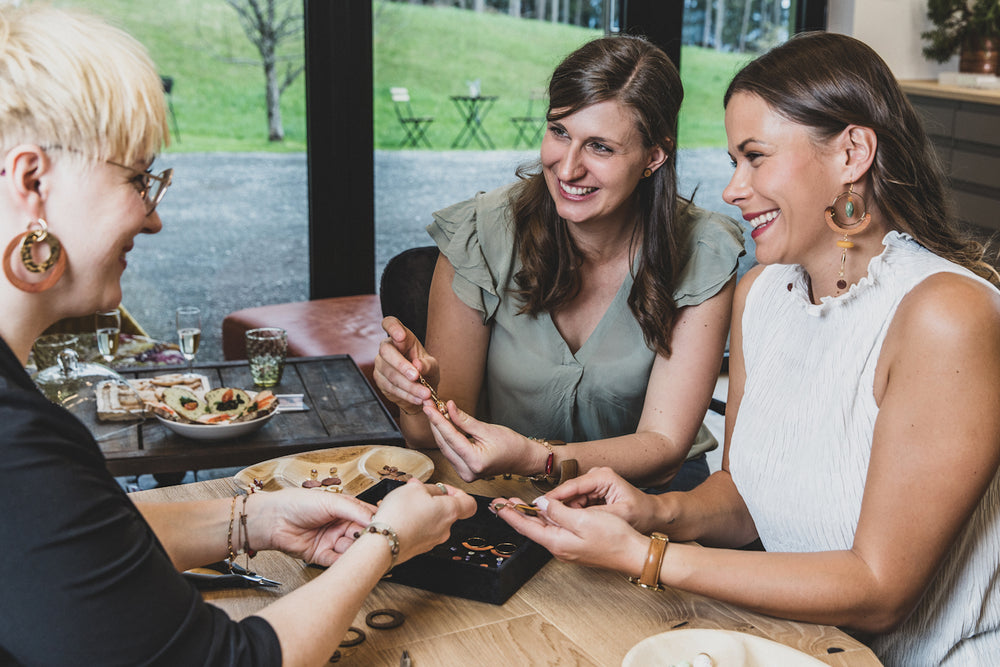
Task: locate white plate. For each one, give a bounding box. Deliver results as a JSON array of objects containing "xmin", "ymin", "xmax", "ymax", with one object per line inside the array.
[
  {"xmin": 233, "ymin": 445, "xmax": 434, "ymax": 496},
  {"xmin": 155, "ymin": 410, "xmax": 275, "ymax": 441},
  {"xmin": 622, "ymin": 629, "xmax": 829, "ymax": 667}
]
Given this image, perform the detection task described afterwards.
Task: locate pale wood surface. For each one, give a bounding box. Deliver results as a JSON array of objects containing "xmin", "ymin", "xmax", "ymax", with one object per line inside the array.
[
  {"xmin": 899, "ymin": 79, "xmax": 1000, "ymax": 105},
  {"xmin": 132, "ymin": 451, "xmax": 882, "ymax": 666}
]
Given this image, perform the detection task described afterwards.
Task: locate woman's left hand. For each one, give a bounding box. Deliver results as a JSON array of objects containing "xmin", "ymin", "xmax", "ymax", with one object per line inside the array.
[
  {"xmin": 492, "ymin": 494, "xmax": 646, "ymax": 574},
  {"xmin": 424, "ymin": 400, "xmax": 541, "ymax": 481},
  {"xmin": 253, "ymin": 489, "xmax": 377, "ymax": 567}
]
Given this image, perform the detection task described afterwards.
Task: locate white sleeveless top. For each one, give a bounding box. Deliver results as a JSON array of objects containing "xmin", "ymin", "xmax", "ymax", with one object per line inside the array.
[{"xmin": 730, "ymin": 232, "xmax": 1000, "ymax": 666}]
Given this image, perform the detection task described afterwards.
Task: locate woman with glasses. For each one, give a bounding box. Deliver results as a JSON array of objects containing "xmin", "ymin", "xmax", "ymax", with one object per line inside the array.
[
  {"xmin": 0, "ymin": 6, "xmax": 475, "ymax": 666},
  {"xmin": 375, "ymin": 35, "xmax": 743, "ymax": 492}
]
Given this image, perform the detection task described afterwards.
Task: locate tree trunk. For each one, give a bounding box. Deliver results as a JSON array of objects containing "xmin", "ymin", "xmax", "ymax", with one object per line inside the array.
[
  {"xmin": 702, "ymin": 0, "xmax": 712, "ymax": 47},
  {"xmin": 738, "ymin": 0, "xmax": 752, "ymax": 52},
  {"xmin": 550, "ymin": 0, "xmax": 558, "ymax": 23},
  {"xmin": 509, "ymin": 0, "xmax": 521, "ymax": 17},
  {"xmin": 714, "ymin": 0, "xmax": 725, "ymax": 51},
  {"xmin": 473, "ymin": 0, "xmax": 484, "ymax": 11},
  {"xmin": 264, "ymin": 57, "xmax": 284, "ymax": 142}
]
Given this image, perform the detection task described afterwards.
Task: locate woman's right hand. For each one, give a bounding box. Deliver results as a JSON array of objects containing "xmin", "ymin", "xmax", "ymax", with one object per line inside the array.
[
  {"xmin": 373, "ymin": 316, "xmax": 439, "ymax": 415},
  {"xmin": 371, "ymin": 478, "xmax": 477, "ymax": 562},
  {"xmin": 544, "ymin": 467, "xmax": 665, "ymax": 535}
]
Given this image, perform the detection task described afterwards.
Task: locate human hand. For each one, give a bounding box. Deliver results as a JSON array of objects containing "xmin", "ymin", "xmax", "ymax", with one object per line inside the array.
[
  {"xmin": 252, "ymin": 489, "xmax": 377, "ymax": 567},
  {"xmin": 370, "ymin": 478, "xmax": 477, "ymax": 562},
  {"xmin": 491, "ymin": 493, "xmax": 647, "ymax": 575},
  {"xmin": 424, "ymin": 399, "xmax": 543, "ymax": 482},
  {"xmin": 374, "ymin": 316, "xmax": 439, "ymax": 414},
  {"xmin": 545, "ymin": 467, "xmax": 664, "ymax": 534}
]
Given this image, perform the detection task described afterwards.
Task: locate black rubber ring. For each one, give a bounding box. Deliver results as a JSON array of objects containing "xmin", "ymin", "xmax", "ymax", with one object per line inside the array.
[
  {"xmin": 339, "ymin": 626, "xmax": 366, "ymax": 647},
  {"xmin": 365, "ymin": 608, "xmax": 406, "ymax": 629}
]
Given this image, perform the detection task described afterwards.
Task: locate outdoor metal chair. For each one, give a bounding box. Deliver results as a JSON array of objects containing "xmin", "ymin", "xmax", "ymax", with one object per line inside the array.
[
  {"xmin": 391, "ymin": 87, "xmax": 434, "ymax": 148},
  {"xmin": 510, "ymin": 88, "xmax": 547, "ymax": 148}
]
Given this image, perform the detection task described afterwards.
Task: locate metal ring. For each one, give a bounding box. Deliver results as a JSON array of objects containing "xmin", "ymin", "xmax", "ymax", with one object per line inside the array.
[
  {"xmin": 461, "ymin": 536, "xmax": 493, "ymax": 551},
  {"xmin": 435, "ymin": 482, "xmax": 448, "ymax": 495},
  {"xmin": 365, "ymin": 608, "xmax": 406, "ymax": 629},
  {"xmin": 339, "ymin": 626, "xmax": 366, "ymax": 647}
]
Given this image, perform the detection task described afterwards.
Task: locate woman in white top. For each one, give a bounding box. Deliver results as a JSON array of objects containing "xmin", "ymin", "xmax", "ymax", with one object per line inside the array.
[{"xmin": 482, "ymin": 32, "xmax": 1000, "ymax": 666}]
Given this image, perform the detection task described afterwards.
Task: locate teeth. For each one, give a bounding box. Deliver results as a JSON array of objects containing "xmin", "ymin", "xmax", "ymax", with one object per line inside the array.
[
  {"xmin": 561, "ymin": 182, "xmax": 597, "ymax": 196},
  {"xmin": 749, "ymin": 210, "xmax": 779, "ymax": 227}
]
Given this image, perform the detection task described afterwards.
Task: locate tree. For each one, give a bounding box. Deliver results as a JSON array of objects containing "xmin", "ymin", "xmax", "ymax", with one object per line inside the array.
[{"xmin": 224, "ymin": 0, "xmax": 304, "ymax": 142}]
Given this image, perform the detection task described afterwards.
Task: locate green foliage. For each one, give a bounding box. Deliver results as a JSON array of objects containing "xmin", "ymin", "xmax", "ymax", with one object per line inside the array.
[
  {"xmin": 54, "ymin": 0, "xmax": 746, "ymax": 151},
  {"xmin": 922, "ymin": 0, "xmax": 1000, "ymax": 63}
]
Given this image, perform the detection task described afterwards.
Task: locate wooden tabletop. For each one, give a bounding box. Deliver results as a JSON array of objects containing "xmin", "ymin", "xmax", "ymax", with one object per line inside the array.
[
  {"xmin": 93, "ymin": 355, "xmax": 402, "ymax": 477},
  {"xmin": 132, "ymin": 450, "xmax": 882, "ymax": 666}
]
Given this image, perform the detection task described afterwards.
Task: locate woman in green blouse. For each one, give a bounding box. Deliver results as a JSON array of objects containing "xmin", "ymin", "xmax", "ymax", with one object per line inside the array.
[{"xmin": 375, "ymin": 35, "xmax": 743, "ymax": 491}]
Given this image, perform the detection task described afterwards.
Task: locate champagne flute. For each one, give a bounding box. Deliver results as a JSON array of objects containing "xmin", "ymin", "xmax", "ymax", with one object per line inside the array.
[
  {"xmin": 95, "ymin": 310, "xmax": 121, "ymax": 367},
  {"xmin": 176, "ymin": 306, "xmax": 201, "ymax": 372}
]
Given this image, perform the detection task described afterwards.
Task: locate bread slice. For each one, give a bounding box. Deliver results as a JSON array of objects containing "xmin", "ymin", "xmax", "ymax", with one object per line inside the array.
[
  {"xmin": 163, "ymin": 386, "xmax": 206, "ymax": 422},
  {"xmin": 204, "ymin": 387, "xmax": 251, "ymax": 420}
]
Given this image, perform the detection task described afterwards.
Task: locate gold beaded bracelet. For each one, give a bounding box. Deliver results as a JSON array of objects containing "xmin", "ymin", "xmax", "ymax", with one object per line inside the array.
[{"xmin": 364, "ymin": 521, "xmax": 400, "ymax": 573}]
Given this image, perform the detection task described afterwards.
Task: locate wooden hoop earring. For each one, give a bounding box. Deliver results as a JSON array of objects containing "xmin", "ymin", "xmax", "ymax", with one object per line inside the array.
[{"xmin": 3, "ymin": 219, "xmax": 66, "ymax": 293}]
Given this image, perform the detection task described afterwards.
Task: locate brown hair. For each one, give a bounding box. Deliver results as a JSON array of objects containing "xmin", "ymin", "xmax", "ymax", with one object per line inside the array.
[
  {"xmin": 508, "ymin": 34, "xmax": 687, "ymax": 355},
  {"xmin": 724, "ymin": 31, "xmax": 998, "ymax": 285}
]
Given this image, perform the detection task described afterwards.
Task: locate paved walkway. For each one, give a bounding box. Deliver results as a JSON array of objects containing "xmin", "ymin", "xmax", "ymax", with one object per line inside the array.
[{"xmin": 125, "ymin": 149, "xmax": 749, "ymax": 363}]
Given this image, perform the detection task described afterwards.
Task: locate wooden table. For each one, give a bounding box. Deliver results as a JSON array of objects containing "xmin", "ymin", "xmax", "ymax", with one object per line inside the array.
[
  {"xmin": 92, "ymin": 355, "xmax": 402, "ymax": 477},
  {"xmin": 131, "ymin": 451, "xmax": 882, "ymax": 666}
]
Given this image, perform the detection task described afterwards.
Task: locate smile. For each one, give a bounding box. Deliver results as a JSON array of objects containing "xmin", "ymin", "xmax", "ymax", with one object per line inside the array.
[
  {"xmin": 560, "ymin": 181, "xmax": 597, "ymax": 196},
  {"xmin": 747, "ymin": 209, "xmax": 779, "ymax": 228}
]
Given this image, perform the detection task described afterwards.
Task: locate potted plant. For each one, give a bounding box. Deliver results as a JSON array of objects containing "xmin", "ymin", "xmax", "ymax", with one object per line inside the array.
[{"xmin": 922, "ymin": 0, "xmax": 1000, "ymax": 73}]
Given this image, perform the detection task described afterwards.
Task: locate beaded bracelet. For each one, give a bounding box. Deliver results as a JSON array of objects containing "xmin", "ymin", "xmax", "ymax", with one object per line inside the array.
[
  {"xmin": 364, "ymin": 521, "xmax": 400, "ymax": 573},
  {"xmin": 528, "ymin": 437, "xmax": 566, "ymax": 478},
  {"xmin": 226, "ymin": 495, "xmax": 238, "ymax": 572}
]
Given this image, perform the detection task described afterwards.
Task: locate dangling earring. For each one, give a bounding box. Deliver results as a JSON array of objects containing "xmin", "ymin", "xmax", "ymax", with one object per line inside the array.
[
  {"xmin": 642, "ymin": 168, "xmax": 652, "ymax": 178},
  {"xmin": 3, "ymin": 218, "xmax": 67, "ymax": 293},
  {"xmin": 824, "ymin": 183, "xmax": 871, "ymax": 290}
]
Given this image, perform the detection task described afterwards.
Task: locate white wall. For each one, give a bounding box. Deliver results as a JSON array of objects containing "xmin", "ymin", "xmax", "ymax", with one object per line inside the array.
[{"xmin": 826, "ymin": 0, "xmax": 957, "ymax": 79}]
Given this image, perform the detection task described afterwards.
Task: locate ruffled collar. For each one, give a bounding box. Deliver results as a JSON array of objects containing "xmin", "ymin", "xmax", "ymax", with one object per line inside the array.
[{"xmin": 787, "ymin": 231, "xmax": 915, "ymax": 316}]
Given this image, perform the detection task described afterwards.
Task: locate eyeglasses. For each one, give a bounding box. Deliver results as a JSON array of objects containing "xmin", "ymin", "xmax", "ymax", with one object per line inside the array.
[
  {"xmin": 36, "ymin": 145, "xmax": 172, "ymax": 216},
  {"xmin": 106, "ymin": 160, "xmax": 173, "ymax": 215}
]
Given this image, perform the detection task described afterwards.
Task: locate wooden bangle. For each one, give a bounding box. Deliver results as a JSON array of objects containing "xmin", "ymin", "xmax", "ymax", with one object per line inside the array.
[{"xmin": 628, "ymin": 532, "xmax": 668, "ymax": 591}]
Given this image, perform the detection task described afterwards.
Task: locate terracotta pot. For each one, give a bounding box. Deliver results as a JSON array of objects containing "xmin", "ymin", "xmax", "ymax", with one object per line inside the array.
[{"xmin": 959, "ymin": 35, "xmax": 1000, "ymax": 74}]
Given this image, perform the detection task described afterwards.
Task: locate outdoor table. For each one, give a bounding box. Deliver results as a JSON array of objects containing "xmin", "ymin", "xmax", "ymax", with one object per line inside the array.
[
  {"xmin": 131, "ymin": 450, "xmax": 882, "ymax": 666},
  {"xmin": 450, "ymin": 95, "xmax": 498, "ymax": 149},
  {"xmin": 91, "ymin": 355, "xmax": 403, "ymax": 477}
]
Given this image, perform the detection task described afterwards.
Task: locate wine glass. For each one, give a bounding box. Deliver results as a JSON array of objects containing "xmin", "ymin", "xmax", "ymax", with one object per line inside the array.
[
  {"xmin": 95, "ymin": 310, "xmax": 121, "ymax": 367},
  {"xmin": 176, "ymin": 306, "xmax": 202, "ymax": 372}
]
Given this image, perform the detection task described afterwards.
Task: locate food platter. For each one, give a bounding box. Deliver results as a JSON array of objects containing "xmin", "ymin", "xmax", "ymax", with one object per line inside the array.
[
  {"xmin": 234, "ymin": 445, "xmax": 434, "ymax": 496},
  {"xmin": 155, "ymin": 410, "xmax": 275, "ymax": 441},
  {"xmin": 622, "ymin": 629, "xmax": 829, "ymax": 667}
]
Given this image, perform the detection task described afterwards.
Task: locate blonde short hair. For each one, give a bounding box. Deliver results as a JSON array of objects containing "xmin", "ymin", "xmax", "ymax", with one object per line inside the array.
[{"xmin": 0, "ymin": 4, "xmax": 169, "ymax": 164}]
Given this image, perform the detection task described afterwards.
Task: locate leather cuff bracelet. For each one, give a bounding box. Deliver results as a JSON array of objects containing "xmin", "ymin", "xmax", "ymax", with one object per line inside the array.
[{"xmin": 628, "ymin": 532, "xmax": 668, "ymax": 591}]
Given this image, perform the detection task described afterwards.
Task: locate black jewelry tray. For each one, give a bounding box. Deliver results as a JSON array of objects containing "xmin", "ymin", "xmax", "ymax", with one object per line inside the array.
[{"xmin": 357, "ymin": 479, "xmax": 552, "ymax": 605}]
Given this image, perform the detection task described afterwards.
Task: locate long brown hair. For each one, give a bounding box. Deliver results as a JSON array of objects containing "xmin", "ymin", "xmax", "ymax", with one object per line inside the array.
[
  {"xmin": 725, "ymin": 31, "xmax": 999, "ymax": 285},
  {"xmin": 509, "ymin": 34, "xmax": 687, "ymax": 356}
]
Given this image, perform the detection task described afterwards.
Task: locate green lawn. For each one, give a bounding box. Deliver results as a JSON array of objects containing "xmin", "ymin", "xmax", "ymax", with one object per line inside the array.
[{"xmin": 56, "ymin": 0, "xmax": 750, "ymax": 152}]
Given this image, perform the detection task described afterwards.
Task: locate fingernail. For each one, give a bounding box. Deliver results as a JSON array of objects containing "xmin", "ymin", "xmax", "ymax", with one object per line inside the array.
[{"xmin": 406, "ymin": 369, "xmax": 418, "ymax": 381}]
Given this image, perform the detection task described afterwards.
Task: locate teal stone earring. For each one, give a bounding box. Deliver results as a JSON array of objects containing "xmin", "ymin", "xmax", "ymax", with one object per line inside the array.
[{"xmin": 824, "ymin": 183, "xmax": 871, "ymax": 290}]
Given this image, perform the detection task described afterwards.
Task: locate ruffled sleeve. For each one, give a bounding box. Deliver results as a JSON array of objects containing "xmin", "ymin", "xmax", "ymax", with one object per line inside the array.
[
  {"xmin": 427, "ymin": 184, "xmax": 519, "ymax": 323},
  {"xmin": 672, "ymin": 204, "xmax": 746, "ymax": 308}
]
